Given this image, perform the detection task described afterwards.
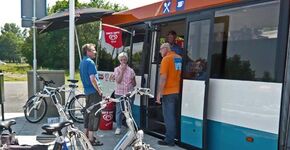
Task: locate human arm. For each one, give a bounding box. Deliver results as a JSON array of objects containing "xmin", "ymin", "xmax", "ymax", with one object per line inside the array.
[
  {"xmin": 156, "ymin": 58, "xmax": 169, "ymax": 104},
  {"xmin": 132, "ymin": 76, "xmax": 137, "ymax": 87},
  {"xmin": 90, "ymin": 74, "xmax": 102, "ymax": 96},
  {"xmin": 156, "ymin": 74, "xmax": 166, "ymax": 104},
  {"xmin": 87, "ymin": 61, "xmax": 102, "ymax": 96},
  {"xmin": 132, "ymin": 69, "xmax": 137, "ymax": 87},
  {"xmin": 115, "ymin": 65, "xmax": 126, "ymax": 84}
]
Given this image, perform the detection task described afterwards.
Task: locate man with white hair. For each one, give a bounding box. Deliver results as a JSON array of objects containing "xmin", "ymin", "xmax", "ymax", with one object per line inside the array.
[
  {"xmin": 114, "ymin": 52, "xmax": 136, "ymax": 135},
  {"xmin": 156, "ymin": 42, "xmax": 182, "ymax": 146}
]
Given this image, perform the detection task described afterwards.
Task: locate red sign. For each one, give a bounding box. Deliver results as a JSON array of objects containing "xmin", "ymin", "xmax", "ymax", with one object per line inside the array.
[{"xmin": 103, "ymin": 25, "xmax": 123, "ymax": 48}]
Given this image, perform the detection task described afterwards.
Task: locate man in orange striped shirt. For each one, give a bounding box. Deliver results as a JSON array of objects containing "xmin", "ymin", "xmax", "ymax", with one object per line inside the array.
[{"xmin": 156, "ymin": 43, "xmax": 182, "ymax": 146}]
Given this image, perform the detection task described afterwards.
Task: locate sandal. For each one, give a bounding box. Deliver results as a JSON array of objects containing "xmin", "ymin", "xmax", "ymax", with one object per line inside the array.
[
  {"xmin": 90, "ymin": 140, "xmax": 103, "ymax": 146},
  {"xmin": 86, "ymin": 135, "xmax": 97, "ymax": 141}
]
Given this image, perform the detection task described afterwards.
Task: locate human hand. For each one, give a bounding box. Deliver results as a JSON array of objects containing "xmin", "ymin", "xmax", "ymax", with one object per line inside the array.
[
  {"xmin": 156, "ymin": 94, "xmax": 161, "ymax": 104},
  {"xmin": 120, "ymin": 64, "xmax": 127, "ymax": 71}
]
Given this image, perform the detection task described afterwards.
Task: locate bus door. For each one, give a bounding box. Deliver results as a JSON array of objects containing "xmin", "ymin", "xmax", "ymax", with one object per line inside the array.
[
  {"xmin": 143, "ymin": 24, "xmax": 165, "ymax": 135},
  {"xmin": 143, "ymin": 20, "xmax": 187, "ymax": 138},
  {"xmin": 181, "ymin": 12, "xmax": 213, "ymax": 149}
]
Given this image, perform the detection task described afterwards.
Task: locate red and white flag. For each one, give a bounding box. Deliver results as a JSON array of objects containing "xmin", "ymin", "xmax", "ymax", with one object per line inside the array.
[{"xmin": 102, "ymin": 24, "xmax": 123, "ymax": 48}]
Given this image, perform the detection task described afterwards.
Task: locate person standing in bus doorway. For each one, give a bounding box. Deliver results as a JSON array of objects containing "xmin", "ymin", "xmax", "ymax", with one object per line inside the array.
[
  {"xmin": 166, "ymin": 30, "xmax": 183, "ymax": 55},
  {"xmin": 114, "ymin": 52, "xmax": 137, "ymax": 135},
  {"xmin": 156, "ymin": 43, "xmax": 182, "ymax": 146},
  {"xmin": 79, "ymin": 43, "xmax": 103, "ymax": 146}
]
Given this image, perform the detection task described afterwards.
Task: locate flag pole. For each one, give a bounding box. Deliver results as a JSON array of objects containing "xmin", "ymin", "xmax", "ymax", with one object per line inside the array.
[
  {"xmin": 96, "ymin": 20, "xmax": 103, "ymax": 66},
  {"xmin": 102, "ymin": 23, "xmax": 133, "ymax": 35}
]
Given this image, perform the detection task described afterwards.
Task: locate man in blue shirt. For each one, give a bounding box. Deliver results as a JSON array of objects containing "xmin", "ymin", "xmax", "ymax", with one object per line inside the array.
[
  {"xmin": 167, "ymin": 30, "xmax": 183, "ymax": 55},
  {"xmin": 79, "ymin": 43, "xmax": 103, "ymax": 146}
]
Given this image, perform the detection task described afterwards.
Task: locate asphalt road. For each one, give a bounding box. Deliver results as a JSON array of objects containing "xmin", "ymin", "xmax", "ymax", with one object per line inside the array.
[{"xmin": 3, "ymin": 81, "xmax": 28, "ymax": 113}]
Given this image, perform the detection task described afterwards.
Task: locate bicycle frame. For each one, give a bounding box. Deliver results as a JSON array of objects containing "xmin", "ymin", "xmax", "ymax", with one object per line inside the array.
[
  {"xmin": 50, "ymin": 90, "xmax": 94, "ymax": 150},
  {"xmin": 24, "ymin": 74, "xmax": 86, "ymax": 123},
  {"xmin": 87, "ymin": 88, "xmax": 154, "ymax": 150},
  {"xmin": 25, "ymin": 85, "xmax": 58, "ymax": 117}
]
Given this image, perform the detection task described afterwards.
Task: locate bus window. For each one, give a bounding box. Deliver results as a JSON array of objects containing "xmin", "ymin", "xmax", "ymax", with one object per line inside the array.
[
  {"xmin": 128, "ymin": 25, "xmax": 146, "ymax": 75},
  {"xmin": 183, "ymin": 20, "xmax": 210, "ymax": 79},
  {"xmin": 99, "ymin": 24, "xmax": 146, "ymax": 74},
  {"xmin": 211, "ymin": 1, "xmax": 281, "ymax": 82}
]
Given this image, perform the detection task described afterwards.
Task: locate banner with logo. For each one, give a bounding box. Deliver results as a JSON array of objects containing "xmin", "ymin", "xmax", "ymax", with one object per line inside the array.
[{"xmin": 102, "ymin": 24, "xmax": 123, "ymax": 48}]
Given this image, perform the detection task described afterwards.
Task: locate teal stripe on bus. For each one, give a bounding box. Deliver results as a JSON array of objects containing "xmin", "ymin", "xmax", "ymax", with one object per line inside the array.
[
  {"xmin": 207, "ymin": 120, "xmax": 278, "ymax": 150},
  {"xmin": 181, "ymin": 116, "xmax": 278, "ymax": 150},
  {"xmin": 181, "ymin": 116, "xmax": 203, "ymax": 148}
]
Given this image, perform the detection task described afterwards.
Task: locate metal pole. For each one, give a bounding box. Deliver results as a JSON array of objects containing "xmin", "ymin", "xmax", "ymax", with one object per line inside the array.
[
  {"xmin": 129, "ymin": 30, "xmax": 135, "ymax": 66},
  {"xmin": 74, "ymin": 27, "xmax": 81, "ymax": 62},
  {"xmin": 32, "ymin": 0, "xmax": 37, "ymax": 94},
  {"xmin": 96, "ymin": 21, "xmax": 103, "ymax": 66},
  {"xmin": 69, "ymin": 0, "xmax": 75, "ymax": 80}
]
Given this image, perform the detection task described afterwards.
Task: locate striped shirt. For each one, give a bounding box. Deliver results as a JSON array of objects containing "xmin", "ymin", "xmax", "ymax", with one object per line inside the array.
[{"xmin": 114, "ymin": 65, "xmax": 136, "ymax": 95}]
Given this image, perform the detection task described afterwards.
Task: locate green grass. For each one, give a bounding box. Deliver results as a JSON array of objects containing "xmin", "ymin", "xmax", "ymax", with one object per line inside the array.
[
  {"xmin": 0, "ymin": 63, "xmax": 82, "ymax": 82},
  {"xmin": 0, "ymin": 63, "xmax": 31, "ymax": 81}
]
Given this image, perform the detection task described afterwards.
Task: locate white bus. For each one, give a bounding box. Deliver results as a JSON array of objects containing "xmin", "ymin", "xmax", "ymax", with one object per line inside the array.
[{"xmin": 97, "ymin": 0, "xmax": 290, "ymax": 149}]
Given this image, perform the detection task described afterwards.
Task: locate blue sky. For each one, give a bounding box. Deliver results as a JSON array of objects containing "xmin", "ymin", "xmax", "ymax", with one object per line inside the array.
[{"xmin": 0, "ymin": 0, "xmax": 160, "ymax": 28}]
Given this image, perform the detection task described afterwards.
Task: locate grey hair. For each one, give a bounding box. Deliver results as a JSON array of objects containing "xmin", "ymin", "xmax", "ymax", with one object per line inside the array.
[
  {"xmin": 118, "ymin": 52, "xmax": 128, "ymax": 60},
  {"xmin": 160, "ymin": 42, "xmax": 171, "ymax": 51}
]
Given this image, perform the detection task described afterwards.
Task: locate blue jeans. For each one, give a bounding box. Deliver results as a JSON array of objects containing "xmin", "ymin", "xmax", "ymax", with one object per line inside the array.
[
  {"xmin": 162, "ymin": 94, "xmax": 179, "ymax": 144},
  {"xmin": 115, "ymin": 94, "xmax": 134, "ymax": 128}
]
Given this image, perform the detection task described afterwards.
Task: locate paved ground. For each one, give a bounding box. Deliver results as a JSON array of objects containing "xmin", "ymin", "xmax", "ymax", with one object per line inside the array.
[
  {"xmin": 2, "ymin": 82, "xmax": 185, "ymax": 150},
  {"xmin": 3, "ymin": 81, "xmax": 28, "ymax": 113}
]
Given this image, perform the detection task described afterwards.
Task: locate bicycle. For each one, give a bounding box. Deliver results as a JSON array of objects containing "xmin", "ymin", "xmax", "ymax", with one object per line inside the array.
[
  {"xmin": 0, "ymin": 119, "xmax": 49, "ymax": 150},
  {"xmin": 87, "ymin": 87, "xmax": 155, "ymax": 150},
  {"xmin": 0, "ymin": 119, "xmax": 93, "ymax": 150},
  {"xmin": 23, "ymin": 74, "xmax": 86, "ymax": 123},
  {"xmin": 37, "ymin": 87, "xmax": 94, "ymax": 150}
]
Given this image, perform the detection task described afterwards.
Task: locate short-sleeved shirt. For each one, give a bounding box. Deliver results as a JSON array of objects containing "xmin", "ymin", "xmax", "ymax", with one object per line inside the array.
[
  {"xmin": 160, "ymin": 51, "xmax": 182, "ymax": 95},
  {"xmin": 79, "ymin": 56, "xmax": 100, "ymax": 95},
  {"xmin": 114, "ymin": 65, "xmax": 136, "ymax": 95},
  {"xmin": 171, "ymin": 43, "xmax": 183, "ymax": 55}
]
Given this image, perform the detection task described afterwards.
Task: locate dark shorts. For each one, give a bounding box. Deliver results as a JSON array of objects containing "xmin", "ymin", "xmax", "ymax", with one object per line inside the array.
[{"xmin": 84, "ymin": 92, "xmax": 102, "ymax": 131}]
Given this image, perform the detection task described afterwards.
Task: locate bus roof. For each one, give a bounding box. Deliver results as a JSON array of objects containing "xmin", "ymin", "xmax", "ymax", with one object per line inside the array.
[{"xmin": 102, "ymin": 0, "xmax": 240, "ymax": 26}]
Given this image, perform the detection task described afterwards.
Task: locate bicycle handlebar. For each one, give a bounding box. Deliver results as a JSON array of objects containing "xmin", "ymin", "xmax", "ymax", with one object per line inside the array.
[
  {"xmin": 36, "ymin": 74, "xmax": 55, "ymax": 86},
  {"xmin": 86, "ymin": 88, "xmax": 154, "ymax": 115}
]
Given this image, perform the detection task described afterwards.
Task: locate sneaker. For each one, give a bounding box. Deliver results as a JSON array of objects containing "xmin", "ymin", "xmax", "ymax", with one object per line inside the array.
[
  {"xmin": 90, "ymin": 140, "xmax": 103, "ymax": 146},
  {"xmin": 157, "ymin": 140, "xmax": 175, "ymax": 146},
  {"xmin": 115, "ymin": 128, "xmax": 121, "ymax": 135}
]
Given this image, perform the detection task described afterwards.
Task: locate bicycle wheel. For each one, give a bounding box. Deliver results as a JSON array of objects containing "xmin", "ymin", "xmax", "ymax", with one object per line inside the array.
[
  {"xmin": 24, "ymin": 95, "xmax": 47, "ymax": 123},
  {"xmin": 70, "ymin": 130, "xmax": 94, "ymax": 150},
  {"xmin": 68, "ymin": 94, "xmax": 86, "ymax": 123}
]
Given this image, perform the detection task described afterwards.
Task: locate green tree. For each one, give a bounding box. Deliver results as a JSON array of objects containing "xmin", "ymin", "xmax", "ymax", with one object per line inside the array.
[
  {"xmin": 21, "ymin": 0, "xmax": 127, "ymax": 69},
  {"xmin": 0, "ymin": 23, "xmax": 25, "ymax": 62},
  {"xmin": 225, "ymin": 54, "xmax": 255, "ymax": 80}
]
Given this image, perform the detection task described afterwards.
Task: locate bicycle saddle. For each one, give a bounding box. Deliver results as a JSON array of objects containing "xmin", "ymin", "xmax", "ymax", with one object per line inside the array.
[
  {"xmin": 41, "ymin": 121, "xmax": 73, "ymax": 135},
  {"xmin": 67, "ymin": 79, "xmax": 78, "ymax": 83},
  {"xmin": 0, "ymin": 119, "xmax": 16, "ymax": 129}
]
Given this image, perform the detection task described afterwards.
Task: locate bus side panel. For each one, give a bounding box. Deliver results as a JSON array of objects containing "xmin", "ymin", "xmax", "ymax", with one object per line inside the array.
[
  {"xmin": 207, "ymin": 79, "xmax": 282, "ymax": 150},
  {"xmin": 181, "ymin": 80, "xmax": 205, "ymax": 148},
  {"xmin": 181, "ymin": 116, "xmax": 203, "ymax": 148},
  {"xmin": 207, "ymin": 120, "xmax": 278, "ymax": 150}
]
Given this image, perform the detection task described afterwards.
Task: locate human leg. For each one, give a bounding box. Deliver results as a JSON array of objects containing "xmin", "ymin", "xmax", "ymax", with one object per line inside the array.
[
  {"xmin": 87, "ymin": 92, "xmax": 103, "ymax": 145},
  {"xmin": 114, "ymin": 94, "xmax": 122, "ymax": 134},
  {"xmin": 161, "ymin": 94, "xmax": 178, "ymax": 145},
  {"xmin": 84, "ymin": 95, "xmax": 89, "ymax": 137}
]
